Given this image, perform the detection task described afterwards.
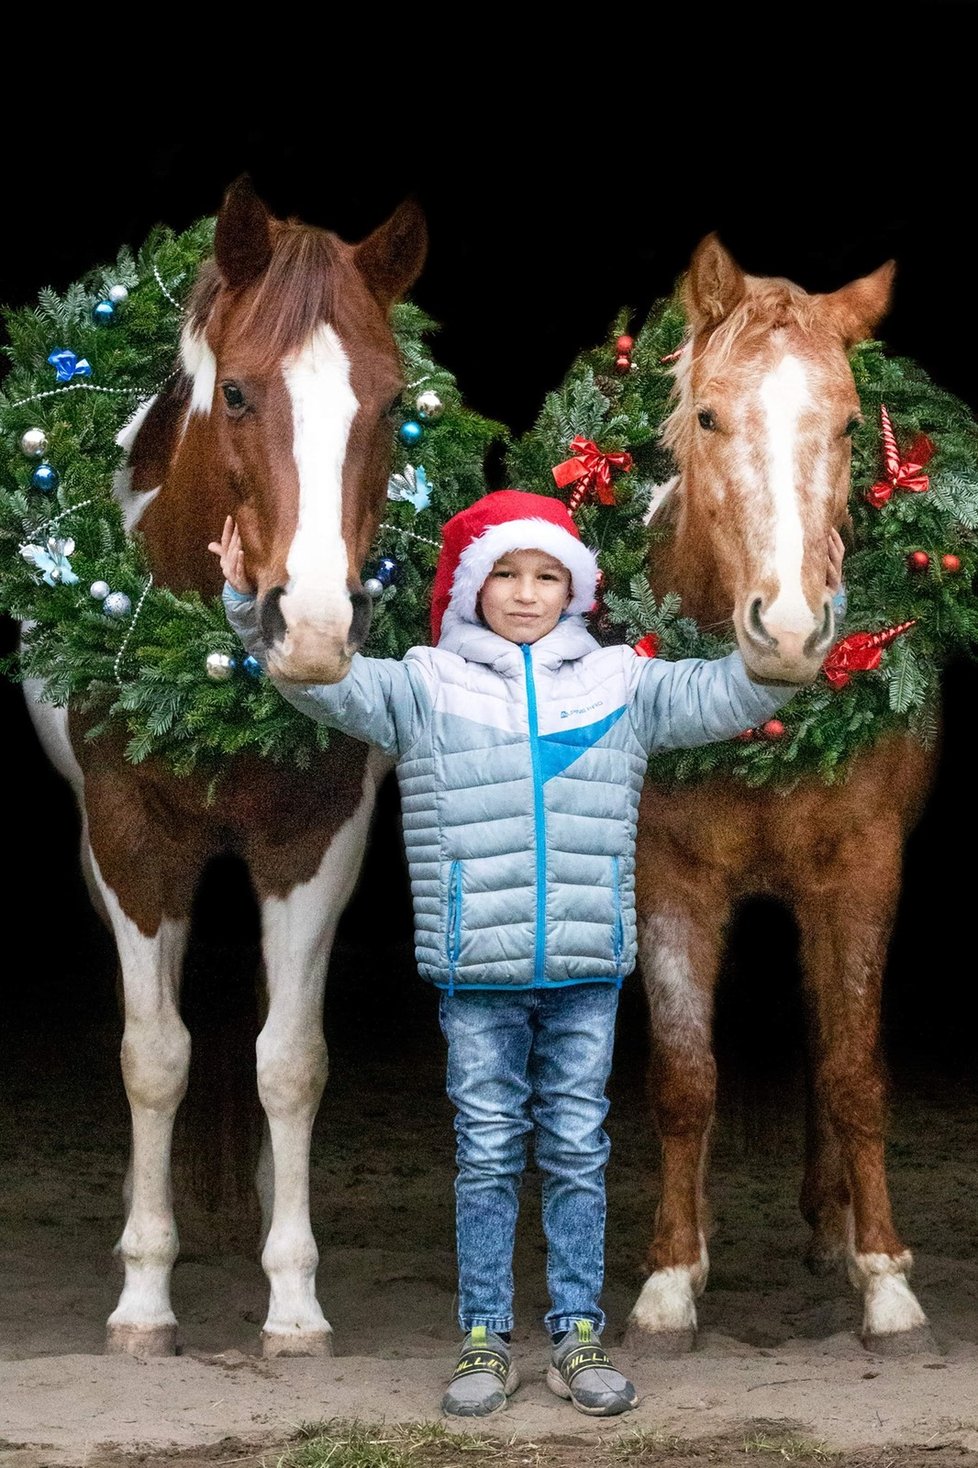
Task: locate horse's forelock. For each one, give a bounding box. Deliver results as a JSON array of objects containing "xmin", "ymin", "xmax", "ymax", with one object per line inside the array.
[
  {"xmin": 661, "ymin": 280, "xmax": 826, "ymax": 463},
  {"xmin": 201, "ymin": 224, "xmax": 343, "ymax": 371}
]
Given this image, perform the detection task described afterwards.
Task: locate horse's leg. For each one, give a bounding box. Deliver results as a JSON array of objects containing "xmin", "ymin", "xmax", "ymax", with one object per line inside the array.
[
  {"xmin": 625, "ymin": 896, "xmax": 729, "ymax": 1356},
  {"xmin": 93, "ymin": 868, "xmax": 192, "ymax": 1356},
  {"xmin": 251, "ymin": 757, "xmax": 382, "ymax": 1358},
  {"xmin": 795, "ymin": 869, "xmax": 931, "ymax": 1353}
]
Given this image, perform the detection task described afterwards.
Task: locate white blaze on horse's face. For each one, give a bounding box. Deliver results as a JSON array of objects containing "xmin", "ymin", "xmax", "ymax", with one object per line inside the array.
[{"xmin": 271, "ymin": 323, "xmax": 360, "ymax": 682}]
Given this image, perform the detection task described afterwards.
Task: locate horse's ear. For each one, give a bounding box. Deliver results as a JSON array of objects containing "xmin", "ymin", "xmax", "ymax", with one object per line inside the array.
[
  {"xmin": 682, "ymin": 233, "xmax": 746, "ymax": 330},
  {"xmin": 819, "ymin": 259, "xmax": 896, "ymax": 347},
  {"xmin": 354, "ymin": 198, "xmax": 428, "ymax": 310},
  {"xmin": 213, "ymin": 175, "xmax": 274, "ymax": 290}
]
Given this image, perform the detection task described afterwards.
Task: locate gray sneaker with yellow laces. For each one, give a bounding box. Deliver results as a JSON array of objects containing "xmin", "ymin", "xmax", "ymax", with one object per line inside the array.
[
  {"xmin": 546, "ymin": 1320, "xmax": 638, "ymax": 1415},
  {"xmin": 441, "ymin": 1326, "xmax": 521, "ymax": 1417}
]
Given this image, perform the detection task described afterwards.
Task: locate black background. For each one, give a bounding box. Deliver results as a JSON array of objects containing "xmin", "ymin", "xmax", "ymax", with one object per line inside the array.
[{"xmin": 3, "ymin": 15, "xmax": 977, "ymax": 1075}]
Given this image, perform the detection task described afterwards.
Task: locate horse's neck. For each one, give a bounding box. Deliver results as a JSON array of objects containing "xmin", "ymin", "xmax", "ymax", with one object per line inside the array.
[
  {"xmin": 647, "ymin": 474, "xmax": 731, "ymax": 626},
  {"xmin": 115, "ymin": 383, "xmax": 226, "ymax": 598}
]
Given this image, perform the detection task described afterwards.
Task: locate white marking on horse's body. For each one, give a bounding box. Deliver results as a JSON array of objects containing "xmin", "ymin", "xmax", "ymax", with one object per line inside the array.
[
  {"xmin": 113, "ymin": 397, "xmax": 164, "ymax": 532},
  {"xmin": 642, "ymin": 476, "xmax": 677, "ymax": 526},
  {"xmin": 848, "ymin": 1249, "xmax": 928, "ymax": 1338},
  {"xmin": 255, "ymin": 745, "xmax": 389, "ymax": 1353},
  {"xmin": 628, "ymin": 1252, "xmax": 708, "ymax": 1335},
  {"xmin": 182, "ymin": 322, "xmax": 217, "ymax": 419}
]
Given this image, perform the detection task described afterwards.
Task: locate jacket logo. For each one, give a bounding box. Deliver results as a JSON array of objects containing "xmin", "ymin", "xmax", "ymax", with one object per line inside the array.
[{"xmin": 560, "ymin": 700, "xmax": 604, "ymax": 719}]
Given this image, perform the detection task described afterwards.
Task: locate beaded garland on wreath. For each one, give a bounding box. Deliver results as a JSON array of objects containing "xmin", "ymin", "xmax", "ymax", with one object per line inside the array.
[
  {"xmin": 0, "ymin": 215, "xmax": 504, "ymax": 778},
  {"xmin": 504, "ymin": 294, "xmax": 978, "ymax": 788}
]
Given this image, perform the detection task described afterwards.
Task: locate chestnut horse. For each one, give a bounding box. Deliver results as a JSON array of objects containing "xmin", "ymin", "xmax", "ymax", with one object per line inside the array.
[
  {"xmin": 22, "ymin": 177, "xmax": 427, "ymax": 1357},
  {"xmin": 626, "ymin": 234, "xmax": 934, "ymax": 1354}
]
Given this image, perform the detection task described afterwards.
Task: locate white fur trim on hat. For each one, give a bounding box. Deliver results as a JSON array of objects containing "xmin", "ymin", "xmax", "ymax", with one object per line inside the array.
[{"xmin": 448, "ymin": 517, "xmax": 600, "ymax": 626}]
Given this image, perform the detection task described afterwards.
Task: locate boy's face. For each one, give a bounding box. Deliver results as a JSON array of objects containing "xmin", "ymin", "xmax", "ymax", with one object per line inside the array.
[{"xmin": 477, "ymin": 548, "xmax": 572, "ymax": 644}]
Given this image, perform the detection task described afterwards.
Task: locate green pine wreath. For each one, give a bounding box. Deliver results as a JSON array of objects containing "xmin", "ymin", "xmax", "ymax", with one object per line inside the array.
[
  {"xmin": 0, "ymin": 215, "xmax": 505, "ymax": 777},
  {"xmin": 505, "ymin": 298, "xmax": 978, "ymax": 788}
]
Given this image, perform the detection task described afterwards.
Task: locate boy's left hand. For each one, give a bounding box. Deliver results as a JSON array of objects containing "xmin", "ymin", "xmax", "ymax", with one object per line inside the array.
[{"xmin": 826, "ymin": 528, "xmax": 845, "ymax": 594}]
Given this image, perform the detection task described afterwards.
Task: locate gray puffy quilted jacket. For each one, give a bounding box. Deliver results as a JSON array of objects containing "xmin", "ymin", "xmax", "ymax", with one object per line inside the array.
[{"xmin": 225, "ymin": 590, "xmax": 791, "ymax": 992}]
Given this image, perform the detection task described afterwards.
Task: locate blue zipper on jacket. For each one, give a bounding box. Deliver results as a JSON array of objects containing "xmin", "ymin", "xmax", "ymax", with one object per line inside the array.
[
  {"xmin": 446, "ymin": 858, "xmax": 462, "ymax": 996},
  {"xmin": 521, "ymin": 644, "xmax": 547, "ymax": 984}
]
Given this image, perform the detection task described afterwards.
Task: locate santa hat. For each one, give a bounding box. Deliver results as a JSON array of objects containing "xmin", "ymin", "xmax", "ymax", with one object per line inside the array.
[{"xmin": 430, "ymin": 488, "xmax": 600, "ymax": 643}]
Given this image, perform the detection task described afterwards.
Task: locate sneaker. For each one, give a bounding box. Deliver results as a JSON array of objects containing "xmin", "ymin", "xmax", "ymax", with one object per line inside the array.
[
  {"xmin": 441, "ymin": 1326, "xmax": 521, "ymax": 1417},
  {"xmin": 546, "ymin": 1320, "xmax": 638, "ymax": 1416}
]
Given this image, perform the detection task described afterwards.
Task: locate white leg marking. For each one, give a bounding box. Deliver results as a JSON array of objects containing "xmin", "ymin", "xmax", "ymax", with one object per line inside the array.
[
  {"xmin": 849, "ymin": 1250, "xmax": 928, "ymax": 1337},
  {"xmin": 629, "ymin": 1245, "xmax": 710, "ymax": 1334},
  {"xmin": 89, "ymin": 859, "xmax": 191, "ymax": 1340},
  {"xmin": 256, "ymin": 761, "xmax": 381, "ymax": 1349}
]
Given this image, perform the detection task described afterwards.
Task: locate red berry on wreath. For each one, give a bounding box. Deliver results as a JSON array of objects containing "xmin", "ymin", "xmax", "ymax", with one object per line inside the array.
[
  {"xmin": 761, "ymin": 719, "xmax": 785, "ymax": 739},
  {"xmin": 616, "ymin": 335, "xmax": 635, "ymax": 354},
  {"xmin": 907, "ymin": 550, "xmax": 930, "ymax": 573},
  {"xmin": 941, "ymin": 553, "xmax": 962, "ymax": 573},
  {"xmin": 735, "ymin": 728, "xmax": 755, "ymax": 742}
]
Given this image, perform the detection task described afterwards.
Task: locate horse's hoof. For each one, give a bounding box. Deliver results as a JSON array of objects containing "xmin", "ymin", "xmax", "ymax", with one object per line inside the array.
[
  {"xmin": 261, "ymin": 1328, "xmax": 333, "ymax": 1358},
  {"xmin": 623, "ymin": 1323, "xmax": 695, "ymax": 1357},
  {"xmin": 862, "ymin": 1324, "xmax": 938, "ymax": 1358},
  {"xmin": 105, "ymin": 1322, "xmax": 178, "ymax": 1357}
]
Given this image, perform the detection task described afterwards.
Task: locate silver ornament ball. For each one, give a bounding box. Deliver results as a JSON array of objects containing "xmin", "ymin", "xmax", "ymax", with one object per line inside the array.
[
  {"xmin": 20, "ymin": 428, "xmax": 48, "ymax": 458},
  {"xmin": 416, "ymin": 390, "xmax": 444, "ymax": 421},
  {"xmin": 205, "ymin": 651, "xmax": 237, "ymax": 681},
  {"xmin": 364, "ymin": 576, "xmax": 385, "ymax": 600},
  {"xmin": 103, "ymin": 591, "xmax": 132, "ymax": 619},
  {"xmin": 107, "ymin": 284, "xmax": 129, "ymax": 304},
  {"xmin": 89, "ymin": 580, "xmax": 111, "ymax": 601}
]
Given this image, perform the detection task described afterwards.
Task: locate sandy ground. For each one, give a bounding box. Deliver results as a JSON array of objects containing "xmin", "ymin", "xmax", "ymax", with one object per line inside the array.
[{"xmin": 2, "ymin": 880, "xmax": 978, "ymax": 1468}]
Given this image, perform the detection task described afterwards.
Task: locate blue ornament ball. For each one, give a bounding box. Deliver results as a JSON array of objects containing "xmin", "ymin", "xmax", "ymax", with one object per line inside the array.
[
  {"xmin": 376, "ymin": 556, "xmax": 398, "ymax": 587},
  {"xmin": 398, "ymin": 419, "xmax": 422, "ymax": 446},
  {"xmin": 241, "ymin": 655, "xmax": 263, "ymax": 679},
  {"xmin": 30, "ymin": 462, "xmax": 59, "ymax": 494},
  {"xmin": 92, "ymin": 299, "xmax": 116, "ymax": 326},
  {"xmin": 102, "ymin": 591, "xmax": 132, "ymax": 619}
]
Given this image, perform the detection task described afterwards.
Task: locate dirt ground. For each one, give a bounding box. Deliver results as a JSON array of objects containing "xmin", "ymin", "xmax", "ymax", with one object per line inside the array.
[{"xmin": 4, "ymin": 668, "xmax": 978, "ymax": 1468}]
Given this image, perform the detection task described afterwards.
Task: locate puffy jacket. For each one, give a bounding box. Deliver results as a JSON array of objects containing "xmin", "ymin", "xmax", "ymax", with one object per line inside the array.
[{"xmin": 225, "ymin": 589, "xmax": 792, "ymax": 992}]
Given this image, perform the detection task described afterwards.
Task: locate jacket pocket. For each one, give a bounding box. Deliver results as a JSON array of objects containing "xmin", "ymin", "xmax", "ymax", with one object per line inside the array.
[
  {"xmin": 446, "ymin": 859, "xmax": 463, "ymax": 984},
  {"xmin": 611, "ymin": 856, "xmax": 624, "ymax": 973}
]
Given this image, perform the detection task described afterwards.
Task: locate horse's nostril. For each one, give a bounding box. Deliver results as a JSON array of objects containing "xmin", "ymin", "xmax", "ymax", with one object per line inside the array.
[
  {"xmin": 746, "ymin": 596, "xmax": 776, "ymax": 648},
  {"xmin": 260, "ymin": 586, "xmax": 287, "ymax": 646},
  {"xmin": 347, "ymin": 590, "xmax": 372, "ymax": 652}
]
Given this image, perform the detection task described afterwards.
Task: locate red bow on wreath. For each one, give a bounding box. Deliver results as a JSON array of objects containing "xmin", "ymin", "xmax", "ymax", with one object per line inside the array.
[
  {"xmin": 552, "ymin": 435, "xmax": 634, "ymax": 513},
  {"xmin": 822, "ymin": 620, "xmax": 917, "ymax": 689},
  {"xmin": 633, "ymin": 633, "xmax": 659, "ymax": 658},
  {"xmin": 865, "ymin": 405, "xmax": 935, "ymax": 509}
]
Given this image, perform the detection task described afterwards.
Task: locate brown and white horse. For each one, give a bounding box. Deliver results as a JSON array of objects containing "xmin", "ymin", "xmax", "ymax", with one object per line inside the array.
[
  {"xmin": 626, "ymin": 234, "xmax": 934, "ymax": 1354},
  {"xmin": 22, "ymin": 176, "xmax": 427, "ymax": 1357}
]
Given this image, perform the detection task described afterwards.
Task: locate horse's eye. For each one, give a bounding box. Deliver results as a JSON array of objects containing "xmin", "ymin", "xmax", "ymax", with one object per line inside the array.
[
  {"xmin": 221, "ymin": 382, "xmax": 247, "ymax": 413},
  {"xmin": 697, "ymin": 409, "xmax": 717, "ymax": 431},
  {"xmin": 843, "ymin": 414, "xmax": 862, "ymax": 437}
]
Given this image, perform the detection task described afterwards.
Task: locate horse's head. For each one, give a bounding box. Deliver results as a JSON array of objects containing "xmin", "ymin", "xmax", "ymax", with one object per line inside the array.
[
  {"xmin": 660, "ymin": 233, "xmax": 895, "ymax": 684},
  {"xmin": 183, "ymin": 176, "xmax": 427, "ymax": 683}
]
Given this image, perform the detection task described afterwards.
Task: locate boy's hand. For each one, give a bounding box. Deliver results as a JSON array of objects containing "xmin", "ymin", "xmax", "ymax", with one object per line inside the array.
[
  {"xmin": 826, "ymin": 527, "xmax": 845, "ymax": 594},
  {"xmin": 208, "ymin": 515, "xmax": 256, "ymax": 595}
]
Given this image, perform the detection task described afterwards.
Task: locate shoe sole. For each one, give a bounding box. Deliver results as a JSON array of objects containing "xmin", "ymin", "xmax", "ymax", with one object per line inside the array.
[
  {"xmin": 443, "ymin": 1364, "xmax": 521, "ymax": 1417},
  {"xmin": 545, "ymin": 1364, "xmax": 638, "ymax": 1416}
]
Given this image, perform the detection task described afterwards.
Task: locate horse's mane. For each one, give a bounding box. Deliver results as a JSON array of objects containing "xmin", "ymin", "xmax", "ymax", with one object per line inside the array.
[
  {"xmin": 661, "ymin": 276, "xmax": 823, "ymax": 465},
  {"xmin": 186, "ymin": 220, "xmax": 345, "ymax": 371}
]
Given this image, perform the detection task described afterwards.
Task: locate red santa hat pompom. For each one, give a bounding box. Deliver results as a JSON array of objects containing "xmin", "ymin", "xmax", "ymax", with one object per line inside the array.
[{"xmin": 430, "ymin": 489, "xmax": 600, "ymax": 642}]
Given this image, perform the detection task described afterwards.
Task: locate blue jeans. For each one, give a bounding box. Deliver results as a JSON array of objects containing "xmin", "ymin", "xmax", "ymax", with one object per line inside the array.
[{"xmin": 438, "ymin": 982, "xmax": 619, "ymax": 1338}]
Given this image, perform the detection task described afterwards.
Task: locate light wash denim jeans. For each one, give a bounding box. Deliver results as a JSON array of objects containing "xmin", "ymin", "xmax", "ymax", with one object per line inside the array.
[{"xmin": 438, "ymin": 982, "xmax": 619, "ymax": 1338}]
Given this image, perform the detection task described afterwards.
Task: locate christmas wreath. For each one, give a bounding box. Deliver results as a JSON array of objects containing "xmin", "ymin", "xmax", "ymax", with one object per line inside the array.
[
  {"xmin": 505, "ymin": 301, "xmax": 978, "ymax": 788},
  {"xmin": 0, "ymin": 215, "xmax": 505, "ymax": 776},
  {"xmin": 2, "ymin": 217, "xmax": 977, "ymax": 791}
]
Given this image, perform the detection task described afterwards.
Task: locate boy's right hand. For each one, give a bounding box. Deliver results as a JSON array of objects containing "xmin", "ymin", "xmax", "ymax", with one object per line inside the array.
[{"xmin": 208, "ymin": 515, "xmax": 256, "ymax": 595}]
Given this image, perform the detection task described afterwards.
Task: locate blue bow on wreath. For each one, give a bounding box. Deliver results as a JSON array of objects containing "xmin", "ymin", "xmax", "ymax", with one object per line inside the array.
[
  {"xmin": 48, "ymin": 349, "xmax": 92, "ymax": 382},
  {"xmin": 20, "ymin": 536, "xmax": 78, "ymax": 586}
]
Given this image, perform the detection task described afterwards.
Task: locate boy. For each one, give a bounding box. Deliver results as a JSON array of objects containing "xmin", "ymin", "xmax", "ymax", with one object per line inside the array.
[{"xmin": 212, "ymin": 489, "xmax": 844, "ymax": 1418}]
